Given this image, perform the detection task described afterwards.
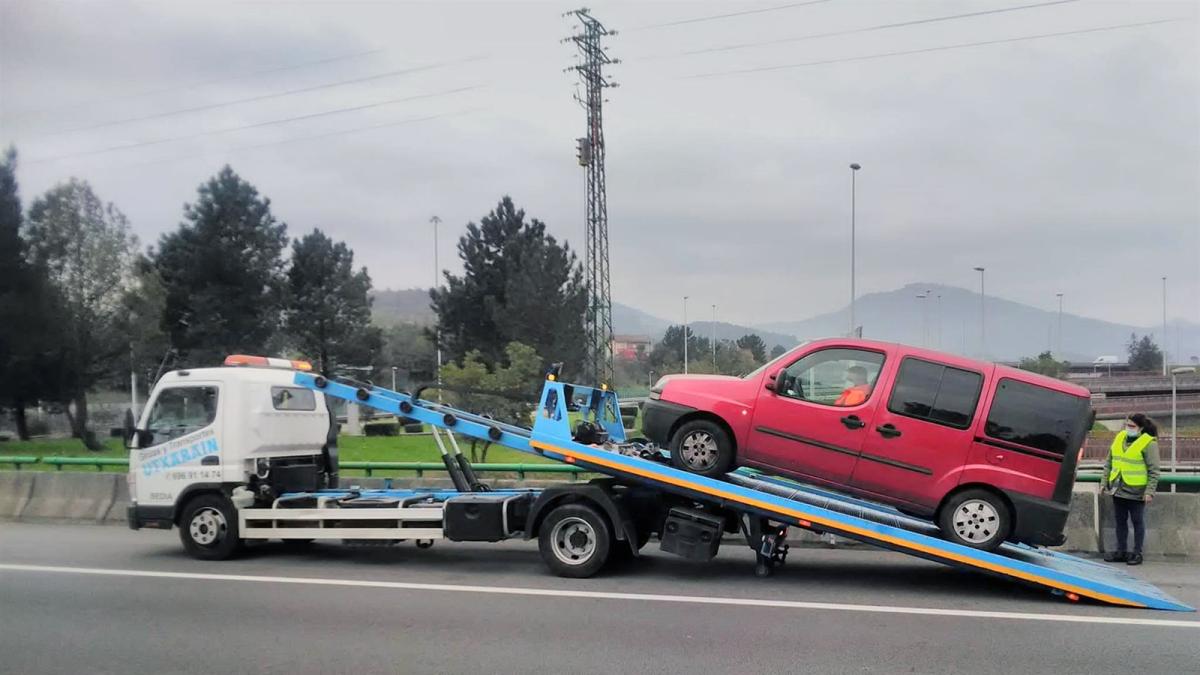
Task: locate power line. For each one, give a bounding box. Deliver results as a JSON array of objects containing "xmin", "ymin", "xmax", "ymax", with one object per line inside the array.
[
  {"xmin": 96, "ymin": 108, "xmax": 482, "ymax": 172},
  {"xmin": 4, "ymin": 48, "xmax": 384, "ymax": 125},
  {"xmin": 645, "ymin": 0, "xmax": 1080, "ymax": 60},
  {"xmin": 682, "ymin": 17, "xmax": 1183, "ymax": 79},
  {"xmin": 28, "ymin": 85, "xmax": 482, "ymax": 164},
  {"xmin": 31, "ymin": 56, "xmax": 486, "ymax": 138},
  {"xmin": 626, "ymin": 0, "xmax": 832, "ymax": 31}
]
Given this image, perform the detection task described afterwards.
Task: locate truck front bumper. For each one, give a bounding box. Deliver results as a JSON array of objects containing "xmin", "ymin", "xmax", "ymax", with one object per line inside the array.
[{"xmin": 127, "ymin": 504, "xmax": 174, "ymax": 531}]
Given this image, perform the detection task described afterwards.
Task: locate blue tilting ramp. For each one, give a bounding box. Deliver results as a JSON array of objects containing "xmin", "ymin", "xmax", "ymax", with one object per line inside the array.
[{"xmin": 297, "ymin": 373, "xmax": 1193, "ymax": 612}]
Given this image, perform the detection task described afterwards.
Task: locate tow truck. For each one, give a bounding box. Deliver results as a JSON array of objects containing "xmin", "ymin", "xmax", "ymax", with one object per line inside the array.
[{"xmin": 126, "ymin": 355, "xmax": 1193, "ymax": 611}]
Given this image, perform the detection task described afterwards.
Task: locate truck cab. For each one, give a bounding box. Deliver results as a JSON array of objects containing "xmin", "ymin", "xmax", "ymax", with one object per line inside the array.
[
  {"xmin": 126, "ymin": 355, "xmax": 338, "ymax": 547},
  {"xmin": 641, "ymin": 338, "xmax": 1093, "ymax": 551}
]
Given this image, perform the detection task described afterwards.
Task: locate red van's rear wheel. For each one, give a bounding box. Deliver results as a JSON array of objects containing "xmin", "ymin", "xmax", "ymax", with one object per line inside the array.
[
  {"xmin": 669, "ymin": 419, "xmax": 734, "ymax": 478},
  {"xmin": 938, "ymin": 489, "xmax": 1012, "ymax": 552}
]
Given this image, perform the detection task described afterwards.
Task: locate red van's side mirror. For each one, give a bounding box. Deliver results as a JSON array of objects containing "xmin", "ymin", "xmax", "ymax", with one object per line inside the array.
[{"xmin": 765, "ymin": 370, "xmax": 779, "ymax": 392}]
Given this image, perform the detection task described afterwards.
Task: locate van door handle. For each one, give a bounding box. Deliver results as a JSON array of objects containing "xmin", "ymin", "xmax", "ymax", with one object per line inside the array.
[
  {"xmin": 840, "ymin": 415, "xmax": 865, "ymax": 430},
  {"xmin": 875, "ymin": 424, "xmax": 902, "ymax": 439}
]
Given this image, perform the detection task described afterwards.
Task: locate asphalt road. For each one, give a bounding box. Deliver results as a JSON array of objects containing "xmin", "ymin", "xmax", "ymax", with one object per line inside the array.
[{"xmin": 1, "ymin": 523, "xmax": 1198, "ymax": 675}]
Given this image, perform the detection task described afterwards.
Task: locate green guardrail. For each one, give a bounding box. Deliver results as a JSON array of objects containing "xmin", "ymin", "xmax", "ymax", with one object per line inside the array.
[
  {"xmin": 338, "ymin": 461, "xmax": 587, "ymax": 479},
  {"xmin": 1076, "ymin": 473, "xmax": 1200, "ymax": 486},
  {"xmin": 6, "ymin": 456, "xmax": 1200, "ymax": 485},
  {"xmin": 0, "ymin": 456, "xmax": 40, "ymax": 470},
  {"xmin": 40, "ymin": 457, "xmax": 130, "ymax": 471}
]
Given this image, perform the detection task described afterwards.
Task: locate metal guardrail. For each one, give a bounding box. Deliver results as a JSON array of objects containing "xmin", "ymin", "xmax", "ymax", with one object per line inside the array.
[
  {"xmin": 339, "ymin": 461, "xmax": 586, "ymax": 479},
  {"xmin": 7, "ymin": 456, "xmax": 1200, "ymax": 484},
  {"xmin": 0, "ymin": 456, "xmax": 587, "ymax": 479},
  {"xmin": 0, "ymin": 456, "xmax": 39, "ymax": 469}
]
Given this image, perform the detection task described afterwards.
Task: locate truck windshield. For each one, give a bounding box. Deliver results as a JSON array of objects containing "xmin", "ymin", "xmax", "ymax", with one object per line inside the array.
[{"xmin": 145, "ymin": 386, "xmax": 219, "ymax": 446}]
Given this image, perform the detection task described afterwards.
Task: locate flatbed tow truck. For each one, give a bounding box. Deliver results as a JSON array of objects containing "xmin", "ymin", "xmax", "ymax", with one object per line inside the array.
[{"xmin": 126, "ymin": 357, "xmax": 1193, "ymax": 612}]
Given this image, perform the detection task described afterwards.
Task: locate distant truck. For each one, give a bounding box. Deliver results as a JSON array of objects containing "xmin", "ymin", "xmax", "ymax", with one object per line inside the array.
[{"xmin": 642, "ymin": 338, "xmax": 1094, "ymax": 552}]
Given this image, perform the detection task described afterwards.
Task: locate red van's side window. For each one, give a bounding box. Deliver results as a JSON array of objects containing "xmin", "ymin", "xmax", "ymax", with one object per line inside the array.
[
  {"xmin": 984, "ymin": 378, "xmax": 1087, "ymax": 456},
  {"xmin": 886, "ymin": 357, "xmax": 983, "ymax": 429}
]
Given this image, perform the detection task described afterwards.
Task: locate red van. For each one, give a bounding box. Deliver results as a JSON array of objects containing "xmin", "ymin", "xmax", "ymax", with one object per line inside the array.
[{"xmin": 641, "ymin": 338, "xmax": 1093, "ymax": 551}]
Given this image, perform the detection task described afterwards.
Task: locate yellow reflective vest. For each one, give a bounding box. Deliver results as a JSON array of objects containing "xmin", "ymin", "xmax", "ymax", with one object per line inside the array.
[{"xmin": 1108, "ymin": 432, "xmax": 1153, "ymax": 488}]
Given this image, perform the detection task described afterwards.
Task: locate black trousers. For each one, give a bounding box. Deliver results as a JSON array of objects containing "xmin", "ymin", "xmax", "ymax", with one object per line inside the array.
[{"xmin": 1113, "ymin": 496, "xmax": 1146, "ymax": 554}]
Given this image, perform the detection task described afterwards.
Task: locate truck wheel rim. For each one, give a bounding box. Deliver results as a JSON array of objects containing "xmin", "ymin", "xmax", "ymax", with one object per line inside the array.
[
  {"xmin": 550, "ymin": 516, "xmax": 596, "ymax": 566},
  {"xmin": 952, "ymin": 499, "xmax": 999, "ymax": 544},
  {"xmin": 679, "ymin": 431, "xmax": 718, "ymax": 470},
  {"xmin": 189, "ymin": 507, "xmax": 227, "ymax": 547}
]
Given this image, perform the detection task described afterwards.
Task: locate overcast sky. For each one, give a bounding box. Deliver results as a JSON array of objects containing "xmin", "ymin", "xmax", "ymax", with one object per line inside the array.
[{"xmin": 2, "ymin": 0, "xmax": 1197, "ymax": 329}]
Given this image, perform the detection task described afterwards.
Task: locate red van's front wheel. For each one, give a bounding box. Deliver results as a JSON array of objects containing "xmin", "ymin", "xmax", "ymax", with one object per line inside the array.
[{"xmin": 669, "ymin": 419, "xmax": 734, "ymax": 478}]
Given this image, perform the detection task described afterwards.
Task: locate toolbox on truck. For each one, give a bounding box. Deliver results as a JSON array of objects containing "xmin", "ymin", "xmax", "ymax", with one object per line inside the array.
[{"xmin": 444, "ymin": 493, "xmax": 534, "ymax": 542}]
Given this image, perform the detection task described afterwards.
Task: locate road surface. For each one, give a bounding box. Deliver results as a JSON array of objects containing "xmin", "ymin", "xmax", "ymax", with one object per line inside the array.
[{"xmin": 1, "ymin": 522, "xmax": 1198, "ymax": 674}]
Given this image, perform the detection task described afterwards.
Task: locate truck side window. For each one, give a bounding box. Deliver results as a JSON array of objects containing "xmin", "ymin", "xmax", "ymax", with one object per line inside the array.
[
  {"xmin": 887, "ymin": 358, "xmax": 982, "ymax": 429},
  {"xmin": 985, "ymin": 379, "xmax": 1086, "ymax": 456},
  {"xmin": 271, "ymin": 386, "xmax": 316, "ymax": 411},
  {"xmin": 145, "ymin": 386, "xmax": 219, "ymax": 446},
  {"xmin": 777, "ymin": 348, "xmax": 884, "ymax": 407}
]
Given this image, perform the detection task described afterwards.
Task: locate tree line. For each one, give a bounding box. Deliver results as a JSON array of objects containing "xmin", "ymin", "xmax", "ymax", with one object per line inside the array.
[
  {"xmin": 0, "ymin": 151, "xmax": 379, "ymax": 446},
  {"xmin": 1, "ymin": 145, "xmax": 777, "ymax": 447}
]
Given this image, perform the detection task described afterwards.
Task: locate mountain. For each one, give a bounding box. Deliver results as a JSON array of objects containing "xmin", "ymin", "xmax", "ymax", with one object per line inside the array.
[
  {"xmin": 371, "ymin": 288, "xmax": 435, "ymax": 325},
  {"xmin": 371, "ymin": 283, "xmax": 1198, "ymax": 363},
  {"xmin": 756, "ymin": 283, "xmax": 1200, "ymax": 363},
  {"xmin": 611, "ymin": 301, "xmax": 671, "ymax": 337}
]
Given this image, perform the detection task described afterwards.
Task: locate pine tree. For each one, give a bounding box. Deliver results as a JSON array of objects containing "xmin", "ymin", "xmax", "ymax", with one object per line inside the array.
[
  {"xmin": 284, "ymin": 228, "xmax": 381, "ymax": 374},
  {"xmin": 431, "ymin": 197, "xmax": 586, "ymax": 373},
  {"xmin": 153, "ymin": 166, "xmax": 288, "ymax": 366}
]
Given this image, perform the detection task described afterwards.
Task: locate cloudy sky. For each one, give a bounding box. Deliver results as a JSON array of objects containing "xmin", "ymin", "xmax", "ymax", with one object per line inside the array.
[{"xmin": 2, "ymin": 0, "xmax": 1197, "ymax": 329}]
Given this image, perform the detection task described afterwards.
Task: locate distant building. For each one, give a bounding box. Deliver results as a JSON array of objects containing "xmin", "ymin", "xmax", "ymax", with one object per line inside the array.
[{"xmin": 612, "ymin": 334, "xmax": 652, "ymax": 360}]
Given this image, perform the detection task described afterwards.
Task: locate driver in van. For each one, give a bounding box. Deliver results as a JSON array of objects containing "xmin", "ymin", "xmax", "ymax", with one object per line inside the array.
[{"xmin": 835, "ymin": 365, "xmax": 872, "ymax": 406}]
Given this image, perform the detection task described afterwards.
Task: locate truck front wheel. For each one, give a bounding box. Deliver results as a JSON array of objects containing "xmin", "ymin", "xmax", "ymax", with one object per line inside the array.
[{"xmin": 179, "ymin": 494, "xmax": 244, "ymax": 561}]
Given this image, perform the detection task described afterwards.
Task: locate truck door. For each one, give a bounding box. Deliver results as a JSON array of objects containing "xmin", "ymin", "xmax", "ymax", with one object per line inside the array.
[
  {"xmin": 745, "ymin": 346, "xmax": 888, "ymax": 486},
  {"xmin": 850, "ymin": 357, "xmax": 984, "ymax": 509},
  {"xmin": 132, "ymin": 384, "xmax": 223, "ymax": 506}
]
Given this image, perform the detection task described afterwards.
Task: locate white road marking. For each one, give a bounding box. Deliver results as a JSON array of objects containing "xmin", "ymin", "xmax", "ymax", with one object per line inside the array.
[{"xmin": 1, "ymin": 562, "xmax": 1197, "ymax": 628}]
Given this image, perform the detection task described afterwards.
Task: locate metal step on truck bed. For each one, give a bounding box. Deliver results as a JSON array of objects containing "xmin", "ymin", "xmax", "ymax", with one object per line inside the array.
[{"xmin": 296, "ymin": 372, "xmax": 1193, "ymax": 612}]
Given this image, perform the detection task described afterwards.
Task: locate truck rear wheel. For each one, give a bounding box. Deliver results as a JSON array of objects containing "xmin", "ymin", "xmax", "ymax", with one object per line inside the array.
[
  {"xmin": 538, "ymin": 503, "xmax": 612, "ymax": 578},
  {"xmin": 179, "ymin": 494, "xmax": 244, "ymax": 561}
]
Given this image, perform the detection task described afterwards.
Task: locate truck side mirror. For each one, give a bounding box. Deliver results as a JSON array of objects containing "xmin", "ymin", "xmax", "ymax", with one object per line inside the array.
[{"xmin": 122, "ymin": 409, "xmax": 136, "ymax": 448}]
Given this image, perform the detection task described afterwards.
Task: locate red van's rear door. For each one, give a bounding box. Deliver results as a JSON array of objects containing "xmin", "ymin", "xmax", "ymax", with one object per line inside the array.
[{"xmin": 850, "ymin": 357, "xmax": 986, "ymax": 509}]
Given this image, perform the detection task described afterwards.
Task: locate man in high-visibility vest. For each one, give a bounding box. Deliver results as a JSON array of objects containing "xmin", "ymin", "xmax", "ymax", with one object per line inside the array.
[{"xmin": 1101, "ymin": 413, "xmax": 1160, "ymax": 566}]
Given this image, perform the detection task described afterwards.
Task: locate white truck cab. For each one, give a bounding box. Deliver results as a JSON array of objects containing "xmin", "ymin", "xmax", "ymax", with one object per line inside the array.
[{"xmin": 127, "ymin": 356, "xmax": 339, "ymax": 556}]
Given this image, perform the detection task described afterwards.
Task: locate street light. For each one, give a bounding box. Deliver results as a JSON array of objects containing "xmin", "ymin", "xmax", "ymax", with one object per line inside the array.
[
  {"xmin": 849, "ymin": 163, "xmax": 862, "ymax": 337},
  {"xmin": 711, "ymin": 304, "xmax": 717, "ymax": 370},
  {"xmin": 1056, "ymin": 292, "xmax": 1064, "ymax": 359},
  {"xmin": 936, "ymin": 293, "xmax": 942, "ymax": 349},
  {"xmin": 1162, "ymin": 276, "xmax": 1168, "ymax": 376},
  {"xmin": 1170, "ymin": 366, "xmax": 1195, "ymax": 491},
  {"xmin": 916, "ymin": 292, "xmax": 929, "ymax": 347},
  {"xmin": 683, "ymin": 295, "xmax": 689, "ymax": 375},
  {"xmin": 974, "ymin": 267, "xmax": 986, "ymax": 358},
  {"xmin": 432, "ymin": 215, "xmax": 443, "ymax": 401}
]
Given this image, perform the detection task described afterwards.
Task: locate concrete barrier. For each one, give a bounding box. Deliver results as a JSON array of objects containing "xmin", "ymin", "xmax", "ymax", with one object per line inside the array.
[
  {"xmin": 0, "ymin": 472, "xmax": 35, "ymax": 519},
  {"xmin": 1, "ymin": 471, "xmax": 1197, "ymax": 557},
  {"xmin": 17, "ymin": 473, "xmax": 121, "ymax": 524},
  {"xmin": 1098, "ymin": 492, "xmax": 1200, "ymax": 558}
]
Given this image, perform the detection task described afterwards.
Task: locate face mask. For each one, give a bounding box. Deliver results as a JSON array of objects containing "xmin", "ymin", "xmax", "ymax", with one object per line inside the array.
[{"xmin": 1126, "ymin": 428, "xmax": 1140, "ymax": 438}]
